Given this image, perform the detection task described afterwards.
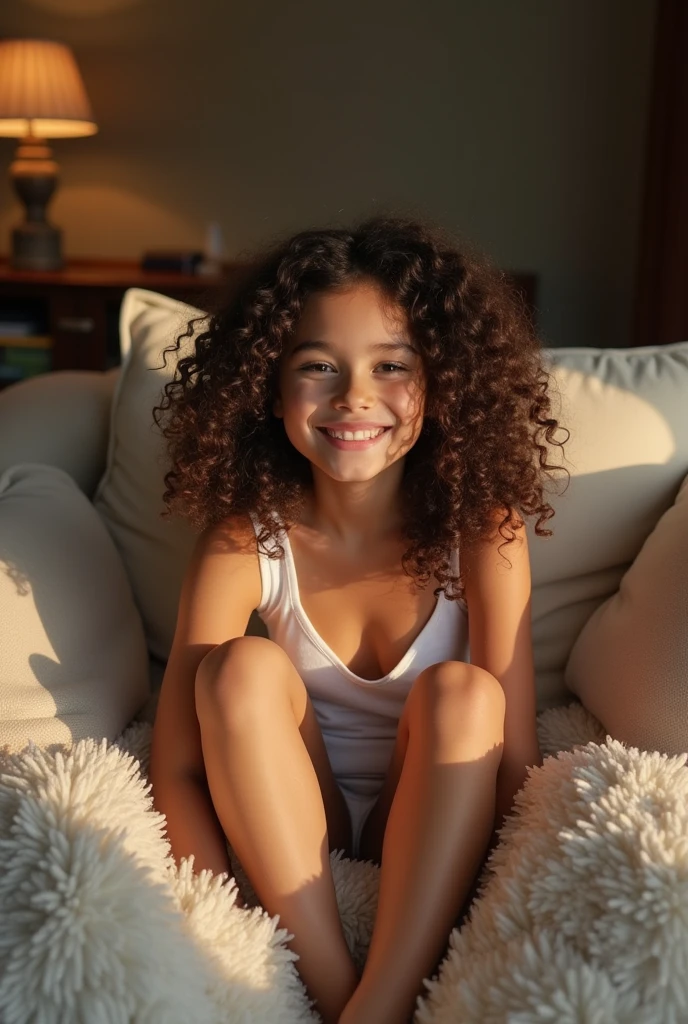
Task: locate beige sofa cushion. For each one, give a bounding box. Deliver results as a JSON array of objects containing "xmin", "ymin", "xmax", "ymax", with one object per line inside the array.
[
  {"xmin": 95, "ymin": 287, "xmax": 688, "ymax": 710},
  {"xmin": 533, "ymin": 342, "xmax": 688, "ymax": 708},
  {"xmin": 564, "ymin": 471, "xmax": 688, "ymax": 755},
  {"xmin": 0, "ymin": 369, "xmax": 119, "ymax": 499},
  {"xmin": 0, "ymin": 463, "xmax": 150, "ymax": 755}
]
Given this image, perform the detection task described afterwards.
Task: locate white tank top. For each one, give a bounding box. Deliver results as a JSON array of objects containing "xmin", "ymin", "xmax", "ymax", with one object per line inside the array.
[{"xmin": 248, "ymin": 511, "xmax": 470, "ymax": 799}]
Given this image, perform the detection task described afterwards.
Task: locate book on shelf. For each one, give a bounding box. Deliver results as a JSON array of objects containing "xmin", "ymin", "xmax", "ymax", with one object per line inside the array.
[
  {"xmin": 0, "ymin": 345, "xmax": 52, "ymax": 378},
  {"xmin": 0, "ymin": 319, "xmax": 45, "ymax": 338},
  {"xmin": 0, "ymin": 364, "xmax": 23, "ymax": 383},
  {"xmin": 0, "ymin": 334, "xmax": 52, "ymax": 349},
  {"xmin": 0, "ymin": 301, "xmax": 52, "ymax": 384}
]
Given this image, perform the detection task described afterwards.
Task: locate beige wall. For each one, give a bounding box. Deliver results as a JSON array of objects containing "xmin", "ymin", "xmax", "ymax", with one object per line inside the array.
[{"xmin": 0, "ymin": 0, "xmax": 657, "ymax": 348}]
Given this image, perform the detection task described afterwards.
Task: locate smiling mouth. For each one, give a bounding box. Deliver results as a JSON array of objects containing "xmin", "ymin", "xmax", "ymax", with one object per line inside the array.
[
  {"xmin": 315, "ymin": 425, "xmax": 389, "ymax": 434},
  {"xmin": 316, "ymin": 426, "xmax": 392, "ymax": 437},
  {"xmin": 315, "ymin": 427, "xmax": 394, "ymax": 451}
]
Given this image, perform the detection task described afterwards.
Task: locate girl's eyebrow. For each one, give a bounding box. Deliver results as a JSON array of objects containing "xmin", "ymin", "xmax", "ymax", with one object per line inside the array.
[{"xmin": 289, "ymin": 339, "xmax": 417, "ymax": 357}]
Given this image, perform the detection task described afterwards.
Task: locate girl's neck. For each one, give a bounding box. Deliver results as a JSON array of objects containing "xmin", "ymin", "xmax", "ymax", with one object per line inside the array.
[{"xmin": 299, "ymin": 487, "xmax": 405, "ymax": 550}]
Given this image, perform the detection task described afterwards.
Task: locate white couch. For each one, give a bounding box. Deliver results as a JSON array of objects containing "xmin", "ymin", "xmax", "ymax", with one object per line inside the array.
[{"xmin": 0, "ymin": 287, "xmax": 687, "ymax": 1022}]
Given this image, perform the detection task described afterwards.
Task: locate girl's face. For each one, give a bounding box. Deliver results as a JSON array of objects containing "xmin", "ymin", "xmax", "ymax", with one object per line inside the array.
[{"xmin": 273, "ymin": 281, "xmax": 427, "ymax": 482}]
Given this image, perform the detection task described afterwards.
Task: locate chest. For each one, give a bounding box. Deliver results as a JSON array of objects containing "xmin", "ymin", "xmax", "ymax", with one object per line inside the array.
[{"xmin": 286, "ymin": 529, "xmax": 442, "ymax": 682}]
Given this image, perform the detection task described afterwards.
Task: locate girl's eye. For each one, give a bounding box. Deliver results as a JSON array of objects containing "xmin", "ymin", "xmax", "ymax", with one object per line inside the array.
[{"xmin": 298, "ymin": 362, "xmax": 408, "ymax": 374}]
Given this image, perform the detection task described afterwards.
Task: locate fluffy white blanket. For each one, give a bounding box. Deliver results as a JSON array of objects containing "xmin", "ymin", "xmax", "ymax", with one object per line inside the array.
[{"xmin": 0, "ymin": 701, "xmax": 686, "ymax": 1023}]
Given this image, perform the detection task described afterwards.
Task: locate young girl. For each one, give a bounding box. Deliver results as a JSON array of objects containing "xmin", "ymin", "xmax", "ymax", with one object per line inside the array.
[{"xmin": 149, "ymin": 214, "xmax": 569, "ymax": 1024}]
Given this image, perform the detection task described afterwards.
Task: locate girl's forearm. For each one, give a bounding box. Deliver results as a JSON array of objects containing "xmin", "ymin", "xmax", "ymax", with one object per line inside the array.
[
  {"xmin": 151, "ymin": 771, "xmax": 234, "ymax": 881},
  {"xmin": 493, "ymin": 745, "xmax": 542, "ymax": 835}
]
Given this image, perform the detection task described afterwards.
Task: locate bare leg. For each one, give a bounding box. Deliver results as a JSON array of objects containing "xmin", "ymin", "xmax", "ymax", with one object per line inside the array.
[
  {"xmin": 195, "ymin": 635, "xmax": 359, "ymax": 1024},
  {"xmin": 339, "ymin": 662, "xmax": 505, "ymax": 1024}
]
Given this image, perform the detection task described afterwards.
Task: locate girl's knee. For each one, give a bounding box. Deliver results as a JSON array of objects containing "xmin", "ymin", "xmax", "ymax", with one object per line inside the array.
[
  {"xmin": 195, "ymin": 635, "xmax": 287, "ymax": 719},
  {"xmin": 411, "ymin": 661, "xmax": 506, "ymax": 735}
]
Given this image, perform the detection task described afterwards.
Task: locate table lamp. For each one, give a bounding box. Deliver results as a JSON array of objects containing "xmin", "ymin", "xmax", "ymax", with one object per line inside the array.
[{"xmin": 0, "ymin": 38, "xmax": 98, "ymax": 271}]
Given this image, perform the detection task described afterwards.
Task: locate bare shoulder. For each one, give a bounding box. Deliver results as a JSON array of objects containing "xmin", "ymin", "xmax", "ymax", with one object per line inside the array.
[
  {"xmin": 198, "ymin": 512, "xmax": 259, "ymax": 556},
  {"xmin": 186, "ymin": 513, "xmax": 262, "ymax": 630}
]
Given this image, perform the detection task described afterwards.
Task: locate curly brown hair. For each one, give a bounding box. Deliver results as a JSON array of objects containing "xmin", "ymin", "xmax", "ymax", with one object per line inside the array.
[{"xmin": 152, "ymin": 213, "xmax": 570, "ymax": 603}]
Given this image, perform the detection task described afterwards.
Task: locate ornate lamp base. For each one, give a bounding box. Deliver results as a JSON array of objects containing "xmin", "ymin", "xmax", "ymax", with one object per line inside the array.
[
  {"xmin": 12, "ymin": 220, "xmax": 63, "ymax": 271},
  {"xmin": 10, "ymin": 137, "xmax": 65, "ymax": 272}
]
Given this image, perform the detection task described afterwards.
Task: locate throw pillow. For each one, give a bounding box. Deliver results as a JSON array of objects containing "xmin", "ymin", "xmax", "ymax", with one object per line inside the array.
[
  {"xmin": 565, "ymin": 471, "xmax": 688, "ymax": 755},
  {"xmin": 0, "ymin": 462, "xmax": 150, "ymax": 754},
  {"xmin": 92, "ymin": 289, "xmax": 204, "ymax": 663}
]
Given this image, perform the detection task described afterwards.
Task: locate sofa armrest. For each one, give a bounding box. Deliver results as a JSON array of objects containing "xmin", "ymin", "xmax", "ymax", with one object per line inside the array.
[{"xmin": 0, "ymin": 368, "xmax": 120, "ymax": 500}]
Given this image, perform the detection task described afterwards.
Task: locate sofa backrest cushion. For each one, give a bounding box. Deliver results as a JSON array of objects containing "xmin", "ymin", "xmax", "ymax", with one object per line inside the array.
[
  {"xmin": 95, "ymin": 287, "xmax": 688, "ymax": 709},
  {"xmin": 564, "ymin": 470, "xmax": 688, "ymax": 755},
  {"xmin": 0, "ymin": 462, "xmax": 150, "ymax": 755},
  {"xmin": 0, "ymin": 369, "xmax": 119, "ymax": 500},
  {"xmin": 533, "ymin": 343, "xmax": 688, "ymax": 707}
]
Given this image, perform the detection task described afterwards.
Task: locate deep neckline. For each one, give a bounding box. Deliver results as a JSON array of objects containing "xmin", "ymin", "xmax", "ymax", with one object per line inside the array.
[{"xmin": 280, "ymin": 524, "xmax": 448, "ymax": 686}]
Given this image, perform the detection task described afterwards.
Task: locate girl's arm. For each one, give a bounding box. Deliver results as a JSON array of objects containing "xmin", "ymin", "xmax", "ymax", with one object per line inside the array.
[
  {"xmin": 149, "ymin": 515, "xmax": 262, "ymax": 898},
  {"xmin": 149, "ymin": 636, "xmax": 236, "ymax": 882},
  {"xmin": 461, "ymin": 510, "xmax": 543, "ymax": 836},
  {"xmin": 151, "ymin": 769, "xmax": 234, "ymax": 880}
]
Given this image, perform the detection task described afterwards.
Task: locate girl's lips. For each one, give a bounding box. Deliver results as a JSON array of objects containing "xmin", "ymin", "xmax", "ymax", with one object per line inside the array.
[{"xmin": 317, "ymin": 426, "xmax": 392, "ymax": 450}]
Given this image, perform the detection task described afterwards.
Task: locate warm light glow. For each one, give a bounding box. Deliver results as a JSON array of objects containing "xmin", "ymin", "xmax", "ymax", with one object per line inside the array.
[{"xmin": 0, "ymin": 39, "xmax": 98, "ymax": 139}]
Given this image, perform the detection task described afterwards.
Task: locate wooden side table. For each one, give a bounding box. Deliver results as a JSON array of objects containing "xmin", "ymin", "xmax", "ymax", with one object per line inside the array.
[
  {"xmin": 0, "ymin": 257, "xmax": 252, "ymax": 378},
  {"xmin": 0, "ymin": 257, "xmax": 537, "ymax": 380}
]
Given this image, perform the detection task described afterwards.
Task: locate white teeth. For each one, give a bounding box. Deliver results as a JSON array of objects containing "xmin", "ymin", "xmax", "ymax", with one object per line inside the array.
[{"xmin": 325, "ymin": 427, "xmax": 386, "ymax": 441}]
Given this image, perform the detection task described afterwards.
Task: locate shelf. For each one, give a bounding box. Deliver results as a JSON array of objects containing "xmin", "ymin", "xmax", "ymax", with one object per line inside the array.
[
  {"xmin": 0, "ymin": 334, "xmax": 53, "ymax": 349},
  {"xmin": 0, "ymin": 256, "xmax": 239, "ymax": 291}
]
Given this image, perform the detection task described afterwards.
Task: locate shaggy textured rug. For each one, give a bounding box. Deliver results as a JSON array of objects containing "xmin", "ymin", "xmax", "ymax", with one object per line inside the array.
[{"xmin": 1, "ymin": 700, "xmax": 687, "ymax": 1023}]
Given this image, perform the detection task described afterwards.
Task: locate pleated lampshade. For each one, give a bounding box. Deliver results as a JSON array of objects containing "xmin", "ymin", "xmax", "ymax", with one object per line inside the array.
[{"xmin": 0, "ymin": 38, "xmax": 97, "ymax": 139}]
